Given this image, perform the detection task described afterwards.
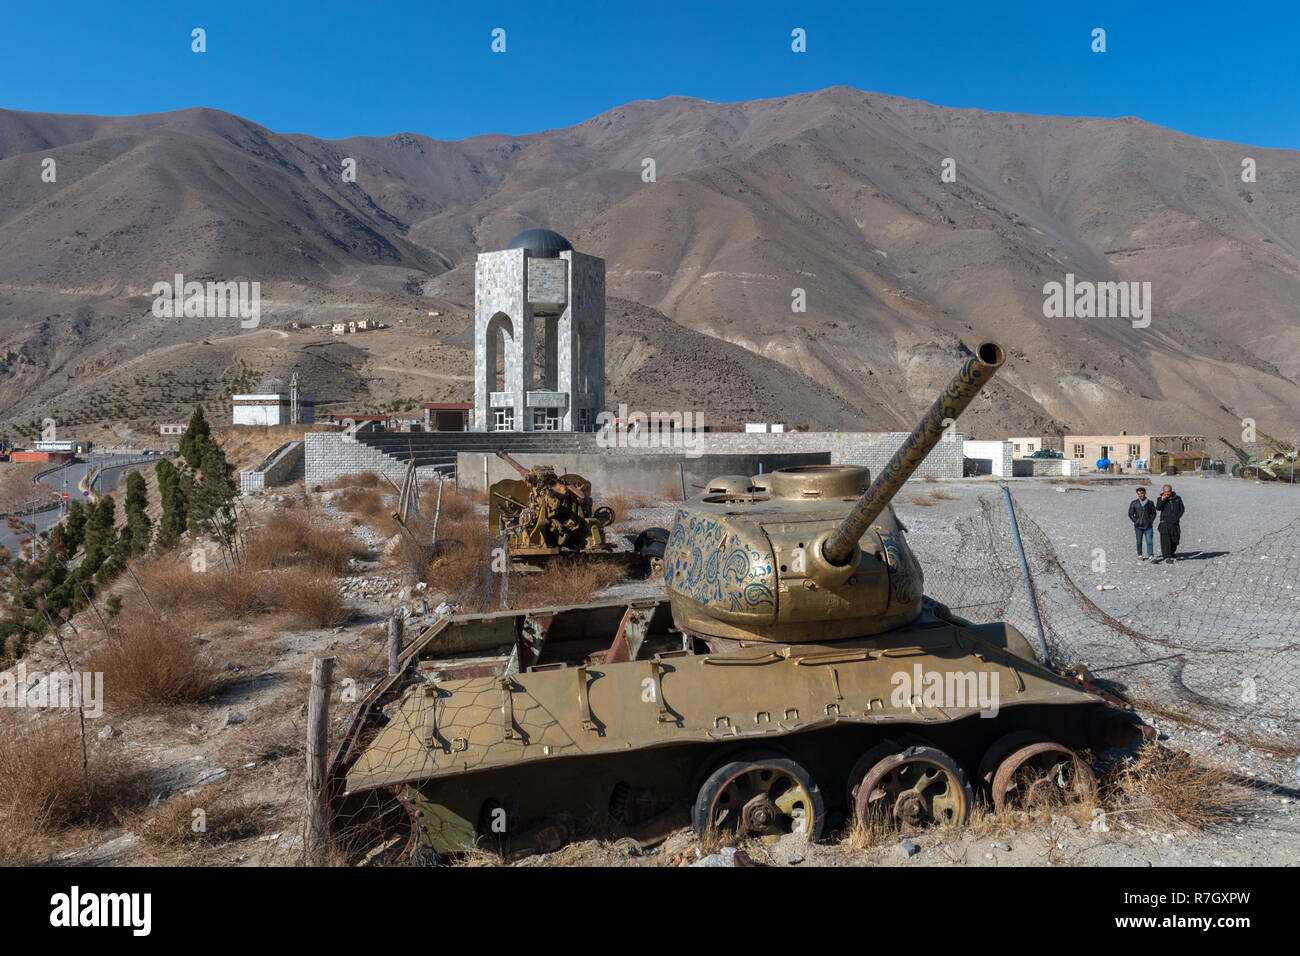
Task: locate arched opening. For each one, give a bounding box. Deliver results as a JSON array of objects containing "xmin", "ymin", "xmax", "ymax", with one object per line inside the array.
[
  {"xmin": 485, "ymin": 312, "xmax": 514, "ymax": 393},
  {"xmin": 533, "ymin": 311, "xmax": 559, "ymax": 391},
  {"xmin": 485, "ymin": 312, "xmax": 516, "ymax": 431}
]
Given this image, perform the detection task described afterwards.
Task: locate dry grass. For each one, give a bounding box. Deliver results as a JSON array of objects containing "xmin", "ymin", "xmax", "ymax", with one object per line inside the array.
[
  {"xmin": 87, "ymin": 613, "xmax": 226, "ymax": 710},
  {"xmin": 512, "ymin": 558, "xmax": 628, "ymax": 608},
  {"xmin": 246, "ymin": 511, "xmax": 368, "ymax": 573},
  {"xmin": 1104, "ymin": 744, "xmax": 1251, "ymax": 832},
  {"xmin": 0, "ymin": 713, "xmax": 152, "ymax": 839},
  {"xmin": 923, "ymin": 474, "xmax": 938, "ymax": 483},
  {"xmin": 335, "ymin": 486, "xmax": 390, "ymax": 520},
  {"xmin": 905, "ymin": 493, "xmax": 937, "ymax": 506},
  {"xmin": 326, "ymin": 472, "xmax": 381, "ymax": 490},
  {"xmin": 336, "ymin": 644, "xmax": 389, "ymax": 686},
  {"xmin": 272, "ymin": 566, "xmax": 350, "ymax": 628},
  {"xmin": 205, "ymin": 567, "xmax": 276, "ymax": 617},
  {"xmin": 407, "ymin": 505, "xmax": 492, "ymax": 603},
  {"xmin": 930, "ymin": 490, "xmax": 958, "ymax": 500},
  {"xmin": 136, "ymin": 792, "xmax": 269, "ymax": 848}
]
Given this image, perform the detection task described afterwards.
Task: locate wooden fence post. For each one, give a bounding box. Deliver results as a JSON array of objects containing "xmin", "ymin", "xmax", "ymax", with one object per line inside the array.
[
  {"xmin": 387, "ymin": 613, "xmax": 404, "ymax": 676},
  {"xmin": 305, "ymin": 655, "xmax": 336, "ymax": 865}
]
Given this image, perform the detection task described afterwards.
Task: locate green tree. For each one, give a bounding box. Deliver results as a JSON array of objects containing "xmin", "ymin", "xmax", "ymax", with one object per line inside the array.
[
  {"xmin": 179, "ymin": 406, "xmax": 212, "ymax": 470},
  {"xmin": 81, "ymin": 496, "xmax": 116, "ymax": 576},
  {"xmin": 123, "ymin": 470, "xmax": 152, "ymax": 555},
  {"xmin": 188, "ymin": 441, "xmax": 241, "ymax": 565},
  {"xmin": 63, "ymin": 499, "xmax": 88, "ymax": 549},
  {"xmin": 155, "ymin": 459, "xmax": 188, "ymax": 551}
]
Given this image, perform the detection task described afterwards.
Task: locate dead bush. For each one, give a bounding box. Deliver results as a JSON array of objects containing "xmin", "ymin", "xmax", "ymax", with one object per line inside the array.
[
  {"xmin": 272, "ymin": 566, "xmax": 350, "ymax": 629},
  {"xmin": 419, "ymin": 512, "xmax": 492, "ymax": 605},
  {"xmin": 136, "ymin": 791, "xmax": 268, "ymax": 848},
  {"xmin": 336, "ymin": 486, "xmax": 390, "ymax": 521},
  {"xmin": 905, "ymin": 494, "xmax": 937, "ymax": 506},
  {"xmin": 132, "ymin": 557, "xmax": 200, "ymax": 613},
  {"xmin": 205, "ymin": 567, "xmax": 276, "ymax": 617},
  {"xmin": 511, "ymin": 557, "xmax": 628, "ymax": 609},
  {"xmin": 326, "ymin": 472, "xmax": 381, "ymax": 490},
  {"xmin": 417, "ymin": 483, "xmax": 480, "ymax": 521},
  {"xmin": 246, "ymin": 511, "xmax": 367, "ymax": 573},
  {"xmin": 87, "ymin": 614, "xmax": 225, "ymax": 709},
  {"xmin": 1104, "ymin": 744, "xmax": 1252, "ymax": 832},
  {"xmin": 0, "ymin": 712, "xmax": 152, "ymax": 834}
]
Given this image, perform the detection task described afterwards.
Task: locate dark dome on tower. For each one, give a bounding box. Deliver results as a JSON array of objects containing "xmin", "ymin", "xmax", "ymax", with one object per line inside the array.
[{"xmin": 505, "ymin": 228, "xmax": 573, "ymax": 258}]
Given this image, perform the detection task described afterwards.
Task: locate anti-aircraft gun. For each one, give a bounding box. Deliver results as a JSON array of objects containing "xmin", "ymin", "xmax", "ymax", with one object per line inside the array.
[
  {"xmin": 488, "ymin": 450, "xmax": 615, "ymax": 555},
  {"xmin": 329, "ymin": 343, "xmax": 1145, "ymax": 861}
]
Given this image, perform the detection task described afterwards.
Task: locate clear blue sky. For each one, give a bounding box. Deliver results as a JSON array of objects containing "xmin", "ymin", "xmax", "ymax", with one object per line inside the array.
[{"xmin": 2, "ymin": 0, "xmax": 1298, "ymax": 148}]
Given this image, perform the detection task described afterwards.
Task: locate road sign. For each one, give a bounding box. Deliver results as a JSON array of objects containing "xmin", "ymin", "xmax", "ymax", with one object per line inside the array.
[{"xmin": 61, "ymin": 493, "xmax": 69, "ymax": 500}]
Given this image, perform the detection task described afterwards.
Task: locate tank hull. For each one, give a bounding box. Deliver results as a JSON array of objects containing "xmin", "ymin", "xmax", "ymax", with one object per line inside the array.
[{"xmin": 330, "ymin": 597, "xmax": 1141, "ymax": 858}]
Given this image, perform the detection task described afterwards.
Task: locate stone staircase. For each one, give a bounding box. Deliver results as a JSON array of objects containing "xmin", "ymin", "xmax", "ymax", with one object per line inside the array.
[{"xmin": 353, "ymin": 431, "xmax": 597, "ymax": 473}]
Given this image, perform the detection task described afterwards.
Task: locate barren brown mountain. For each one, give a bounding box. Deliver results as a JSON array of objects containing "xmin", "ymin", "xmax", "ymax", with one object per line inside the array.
[{"xmin": 2, "ymin": 87, "xmax": 1298, "ymax": 441}]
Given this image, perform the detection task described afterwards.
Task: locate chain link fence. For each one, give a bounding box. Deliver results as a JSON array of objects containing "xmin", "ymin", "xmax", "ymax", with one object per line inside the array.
[{"xmin": 916, "ymin": 491, "xmax": 1299, "ymax": 759}]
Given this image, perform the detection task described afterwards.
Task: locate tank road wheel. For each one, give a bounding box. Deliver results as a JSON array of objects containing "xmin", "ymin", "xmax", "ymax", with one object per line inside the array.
[
  {"xmin": 692, "ymin": 751, "xmax": 825, "ymax": 843},
  {"xmin": 852, "ymin": 745, "xmax": 972, "ymax": 832},
  {"xmin": 991, "ymin": 741, "xmax": 1097, "ymax": 814},
  {"xmin": 976, "ymin": 730, "xmax": 1048, "ymax": 794},
  {"xmin": 592, "ymin": 505, "xmax": 615, "ymax": 527}
]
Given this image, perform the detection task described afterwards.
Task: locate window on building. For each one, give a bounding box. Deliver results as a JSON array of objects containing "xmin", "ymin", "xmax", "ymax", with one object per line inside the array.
[
  {"xmin": 1013, "ymin": 443, "xmax": 1020, "ymax": 453},
  {"xmin": 576, "ymin": 408, "xmax": 593, "ymax": 432},
  {"xmin": 1072, "ymin": 444, "xmax": 1084, "ymax": 458},
  {"xmin": 492, "ymin": 408, "xmax": 514, "ymax": 432},
  {"xmin": 1128, "ymin": 444, "xmax": 1141, "ymax": 458},
  {"xmin": 532, "ymin": 409, "xmax": 561, "ymax": 432}
]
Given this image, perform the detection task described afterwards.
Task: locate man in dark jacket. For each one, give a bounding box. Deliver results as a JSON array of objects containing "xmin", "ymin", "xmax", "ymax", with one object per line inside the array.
[
  {"xmin": 1128, "ymin": 487, "xmax": 1156, "ymax": 560},
  {"xmin": 1155, "ymin": 484, "xmax": 1185, "ymax": 563}
]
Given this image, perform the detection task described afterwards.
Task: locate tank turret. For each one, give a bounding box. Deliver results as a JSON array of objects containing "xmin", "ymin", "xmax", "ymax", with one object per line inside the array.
[{"xmin": 663, "ymin": 342, "xmax": 1005, "ymax": 643}]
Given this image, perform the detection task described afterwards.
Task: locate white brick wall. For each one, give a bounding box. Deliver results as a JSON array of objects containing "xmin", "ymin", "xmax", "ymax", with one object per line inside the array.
[{"xmin": 304, "ymin": 433, "xmax": 447, "ymax": 487}]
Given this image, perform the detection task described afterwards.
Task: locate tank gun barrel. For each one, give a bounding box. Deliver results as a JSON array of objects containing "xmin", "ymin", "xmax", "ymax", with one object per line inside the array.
[{"xmin": 821, "ymin": 342, "xmax": 1006, "ymax": 566}]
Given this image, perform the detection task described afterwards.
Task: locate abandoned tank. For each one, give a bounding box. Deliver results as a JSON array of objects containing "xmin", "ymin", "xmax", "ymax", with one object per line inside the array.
[{"xmin": 329, "ymin": 342, "xmax": 1146, "ymax": 860}]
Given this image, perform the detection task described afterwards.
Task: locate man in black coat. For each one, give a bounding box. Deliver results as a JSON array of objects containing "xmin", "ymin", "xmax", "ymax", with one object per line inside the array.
[
  {"xmin": 1128, "ymin": 486, "xmax": 1156, "ymax": 560},
  {"xmin": 1155, "ymin": 484, "xmax": 1185, "ymax": 563}
]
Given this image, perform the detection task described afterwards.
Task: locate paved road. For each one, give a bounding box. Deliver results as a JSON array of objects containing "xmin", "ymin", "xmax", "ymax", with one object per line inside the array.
[{"xmin": 0, "ymin": 453, "xmax": 161, "ymax": 555}]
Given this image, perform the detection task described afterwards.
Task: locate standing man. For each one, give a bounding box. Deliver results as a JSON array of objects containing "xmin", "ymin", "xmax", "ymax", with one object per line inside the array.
[
  {"xmin": 1155, "ymin": 484, "xmax": 1185, "ymax": 563},
  {"xmin": 1128, "ymin": 486, "xmax": 1156, "ymax": 560}
]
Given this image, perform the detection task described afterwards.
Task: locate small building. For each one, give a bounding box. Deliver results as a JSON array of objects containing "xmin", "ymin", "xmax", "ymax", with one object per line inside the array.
[
  {"xmin": 1064, "ymin": 434, "xmax": 1206, "ymax": 471},
  {"xmin": 422, "ymin": 402, "xmax": 471, "ymax": 432},
  {"xmin": 1009, "ymin": 436, "xmax": 1045, "ymax": 457},
  {"xmin": 12, "ymin": 450, "xmax": 75, "ymax": 463},
  {"xmin": 1149, "ymin": 449, "xmax": 1212, "ymax": 474},
  {"xmin": 232, "ymin": 392, "xmax": 315, "ymax": 426},
  {"xmin": 331, "ymin": 323, "xmax": 348, "ymax": 335},
  {"xmin": 745, "ymin": 423, "xmax": 787, "ymax": 433},
  {"xmin": 34, "ymin": 439, "xmax": 92, "ymax": 454},
  {"xmin": 963, "ymin": 439, "xmax": 1013, "ymax": 477},
  {"xmin": 159, "ymin": 423, "xmax": 188, "ymax": 436}
]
